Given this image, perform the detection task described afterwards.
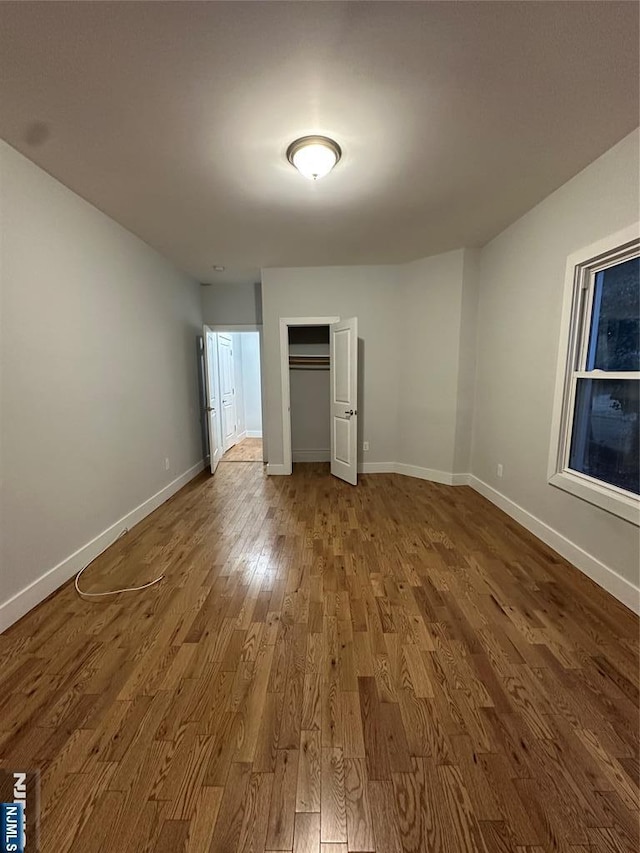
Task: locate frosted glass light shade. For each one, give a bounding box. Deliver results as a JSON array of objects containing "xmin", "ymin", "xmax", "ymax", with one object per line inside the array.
[{"xmin": 287, "ymin": 136, "xmax": 341, "ymax": 180}]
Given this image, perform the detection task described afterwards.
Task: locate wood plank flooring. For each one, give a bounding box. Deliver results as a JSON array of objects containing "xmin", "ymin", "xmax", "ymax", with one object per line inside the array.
[
  {"xmin": 222, "ymin": 437, "xmax": 263, "ymax": 462},
  {"xmin": 1, "ymin": 462, "xmax": 638, "ymax": 852}
]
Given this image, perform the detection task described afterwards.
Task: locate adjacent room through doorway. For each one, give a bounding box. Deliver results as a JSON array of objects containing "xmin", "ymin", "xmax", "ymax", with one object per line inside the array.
[{"xmin": 203, "ymin": 327, "xmax": 263, "ymax": 471}]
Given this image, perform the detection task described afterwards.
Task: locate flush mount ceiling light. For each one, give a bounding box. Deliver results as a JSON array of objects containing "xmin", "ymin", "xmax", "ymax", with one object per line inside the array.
[{"xmin": 286, "ymin": 135, "xmax": 342, "ymax": 181}]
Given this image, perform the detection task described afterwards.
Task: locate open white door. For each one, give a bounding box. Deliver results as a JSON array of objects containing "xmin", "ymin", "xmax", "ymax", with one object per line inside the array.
[
  {"xmin": 217, "ymin": 333, "xmax": 238, "ymax": 452},
  {"xmin": 203, "ymin": 326, "xmax": 222, "ymax": 474},
  {"xmin": 330, "ymin": 317, "xmax": 358, "ymax": 485}
]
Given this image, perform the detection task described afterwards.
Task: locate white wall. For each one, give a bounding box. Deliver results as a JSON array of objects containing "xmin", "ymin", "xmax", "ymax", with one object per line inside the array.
[
  {"xmin": 241, "ymin": 333, "xmax": 262, "ymax": 436},
  {"xmin": 398, "ymin": 250, "xmax": 472, "ymax": 477},
  {"xmin": 472, "ymin": 129, "xmax": 640, "ymax": 591},
  {"xmin": 201, "ymin": 282, "xmax": 262, "ymax": 325},
  {"xmin": 453, "ymin": 249, "xmax": 480, "ymax": 475},
  {"xmin": 0, "ymin": 141, "xmax": 204, "ymax": 630}
]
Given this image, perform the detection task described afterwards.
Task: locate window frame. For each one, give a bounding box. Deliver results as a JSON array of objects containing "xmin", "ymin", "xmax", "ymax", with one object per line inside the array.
[{"xmin": 548, "ymin": 223, "xmax": 640, "ymax": 526}]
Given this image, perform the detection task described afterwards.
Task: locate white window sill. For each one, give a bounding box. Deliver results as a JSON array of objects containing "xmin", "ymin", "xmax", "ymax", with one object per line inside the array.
[{"xmin": 549, "ymin": 470, "xmax": 640, "ymax": 526}]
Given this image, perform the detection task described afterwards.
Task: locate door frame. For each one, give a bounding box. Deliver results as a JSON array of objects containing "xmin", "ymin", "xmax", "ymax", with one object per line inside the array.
[
  {"xmin": 279, "ymin": 316, "xmax": 340, "ymax": 475},
  {"xmin": 207, "ymin": 324, "xmax": 265, "ymax": 462}
]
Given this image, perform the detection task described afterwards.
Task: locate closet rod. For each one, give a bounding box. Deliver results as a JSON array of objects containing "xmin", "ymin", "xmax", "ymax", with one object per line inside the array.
[
  {"xmin": 288, "ymin": 355, "xmax": 330, "ymax": 366},
  {"xmin": 289, "ymin": 364, "xmax": 329, "ymax": 371}
]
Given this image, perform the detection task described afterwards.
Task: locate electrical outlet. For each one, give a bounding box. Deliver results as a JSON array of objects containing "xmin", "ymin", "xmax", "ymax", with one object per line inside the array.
[
  {"xmin": 363, "ymin": 441, "xmax": 370, "ymax": 452},
  {"xmin": 497, "ymin": 463, "xmax": 503, "ymax": 478},
  {"xmin": 165, "ymin": 458, "xmax": 170, "ymax": 471}
]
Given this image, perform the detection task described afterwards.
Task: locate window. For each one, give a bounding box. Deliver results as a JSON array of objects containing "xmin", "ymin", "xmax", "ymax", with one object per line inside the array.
[{"xmin": 549, "ymin": 225, "xmax": 640, "ymax": 525}]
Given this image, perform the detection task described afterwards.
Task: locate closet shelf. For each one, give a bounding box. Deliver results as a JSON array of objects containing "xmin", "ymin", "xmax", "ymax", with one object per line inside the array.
[{"xmin": 289, "ymin": 354, "xmax": 330, "ymax": 370}]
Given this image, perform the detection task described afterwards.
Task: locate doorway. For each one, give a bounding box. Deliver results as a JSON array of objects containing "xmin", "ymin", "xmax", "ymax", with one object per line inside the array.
[
  {"xmin": 203, "ymin": 326, "xmax": 264, "ymax": 473},
  {"xmin": 288, "ymin": 325, "xmax": 331, "ymax": 462},
  {"xmin": 279, "ymin": 316, "xmax": 359, "ymax": 484}
]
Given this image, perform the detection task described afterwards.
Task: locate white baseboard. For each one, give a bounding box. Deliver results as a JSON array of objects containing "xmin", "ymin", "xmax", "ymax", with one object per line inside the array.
[
  {"xmin": 394, "ymin": 463, "xmax": 456, "ymax": 485},
  {"xmin": 0, "ymin": 459, "xmax": 206, "ymax": 634},
  {"xmin": 246, "ymin": 430, "xmax": 263, "ymax": 439},
  {"xmin": 293, "ymin": 450, "xmax": 330, "ymax": 462},
  {"xmin": 235, "ymin": 430, "xmax": 247, "ymax": 443},
  {"xmin": 358, "ymin": 462, "xmax": 465, "ymax": 485},
  {"xmin": 359, "ymin": 462, "xmax": 396, "ymax": 474},
  {"xmin": 266, "ymin": 463, "xmax": 289, "ymax": 475},
  {"xmin": 451, "ymin": 472, "xmax": 471, "ymax": 486},
  {"xmin": 270, "ymin": 458, "xmax": 465, "ymax": 482},
  {"xmin": 468, "ymin": 475, "xmax": 640, "ymax": 615}
]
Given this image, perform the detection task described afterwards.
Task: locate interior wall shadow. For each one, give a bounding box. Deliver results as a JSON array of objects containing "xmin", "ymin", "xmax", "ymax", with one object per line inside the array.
[{"xmin": 253, "ymin": 281, "xmax": 263, "ymax": 324}]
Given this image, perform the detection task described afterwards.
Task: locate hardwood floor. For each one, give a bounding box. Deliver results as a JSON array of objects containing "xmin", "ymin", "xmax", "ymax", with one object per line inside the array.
[
  {"xmin": 222, "ymin": 438, "xmax": 263, "ymax": 462},
  {"xmin": 0, "ymin": 462, "xmax": 638, "ymax": 852}
]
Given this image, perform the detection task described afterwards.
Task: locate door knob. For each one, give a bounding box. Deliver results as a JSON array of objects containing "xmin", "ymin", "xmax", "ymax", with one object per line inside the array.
[{"xmin": 344, "ymin": 409, "xmax": 354, "ymax": 416}]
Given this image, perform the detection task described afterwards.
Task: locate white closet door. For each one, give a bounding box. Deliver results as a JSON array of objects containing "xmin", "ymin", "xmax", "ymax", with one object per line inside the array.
[
  {"xmin": 330, "ymin": 317, "xmax": 358, "ymax": 485},
  {"xmin": 217, "ymin": 333, "xmax": 237, "ymax": 452},
  {"xmin": 203, "ymin": 327, "xmax": 222, "ymax": 474}
]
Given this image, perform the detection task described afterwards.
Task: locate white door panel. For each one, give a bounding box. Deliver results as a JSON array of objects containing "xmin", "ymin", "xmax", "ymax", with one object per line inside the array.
[
  {"xmin": 217, "ymin": 333, "xmax": 237, "ymax": 452},
  {"xmin": 203, "ymin": 327, "xmax": 222, "ymax": 474},
  {"xmin": 333, "ymin": 418, "xmax": 351, "ymax": 465},
  {"xmin": 333, "ymin": 329, "xmax": 351, "ymax": 402},
  {"xmin": 330, "ymin": 317, "xmax": 358, "ymax": 485}
]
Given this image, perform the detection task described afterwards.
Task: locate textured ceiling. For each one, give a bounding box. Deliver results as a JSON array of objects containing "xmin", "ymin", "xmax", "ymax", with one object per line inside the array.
[{"xmin": 1, "ymin": 1, "xmax": 638, "ymax": 285}]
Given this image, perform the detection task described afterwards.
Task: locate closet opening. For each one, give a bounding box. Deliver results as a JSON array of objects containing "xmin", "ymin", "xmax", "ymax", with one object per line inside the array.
[
  {"xmin": 289, "ymin": 325, "xmax": 331, "ymax": 464},
  {"xmin": 279, "ymin": 315, "xmax": 359, "ymax": 484}
]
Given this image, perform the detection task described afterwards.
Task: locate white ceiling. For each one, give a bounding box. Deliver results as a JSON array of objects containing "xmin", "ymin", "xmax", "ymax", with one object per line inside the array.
[{"xmin": 1, "ymin": 2, "xmax": 638, "ymax": 286}]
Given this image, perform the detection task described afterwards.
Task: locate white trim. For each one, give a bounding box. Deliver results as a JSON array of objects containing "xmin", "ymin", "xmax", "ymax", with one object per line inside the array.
[
  {"xmin": 451, "ymin": 473, "xmax": 472, "ymax": 486},
  {"xmin": 279, "ymin": 316, "xmax": 340, "ymax": 476},
  {"xmin": 266, "ymin": 463, "xmax": 289, "ymax": 475},
  {"xmin": 468, "ymin": 475, "xmax": 640, "ymax": 615},
  {"xmin": 355, "ymin": 462, "xmax": 468, "ymax": 485},
  {"xmin": 358, "ymin": 462, "xmax": 396, "ymax": 474},
  {"xmin": 246, "ymin": 430, "xmax": 263, "ymax": 439},
  {"xmin": 550, "ymin": 470, "xmax": 639, "ymax": 526},
  {"xmin": 573, "ymin": 371, "xmax": 640, "ymax": 380},
  {"xmin": 0, "ymin": 460, "xmax": 206, "ymax": 633},
  {"xmin": 235, "ymin": 430, "xmax": 247, "ymax": 443},
  {"xmin": 394, "ymin": 463, "xmax": 456, "ymax": 485},
  {"xmin": 548, "ymin": 223, "xmax": 640, "ymax": 524},
  {"xmin": 207, "ymin": 324, "xmax": 263, "ymax": 332},
  {"xmin": 293, "ymin": 449, "xmax": 331, "ymax": 462}
]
